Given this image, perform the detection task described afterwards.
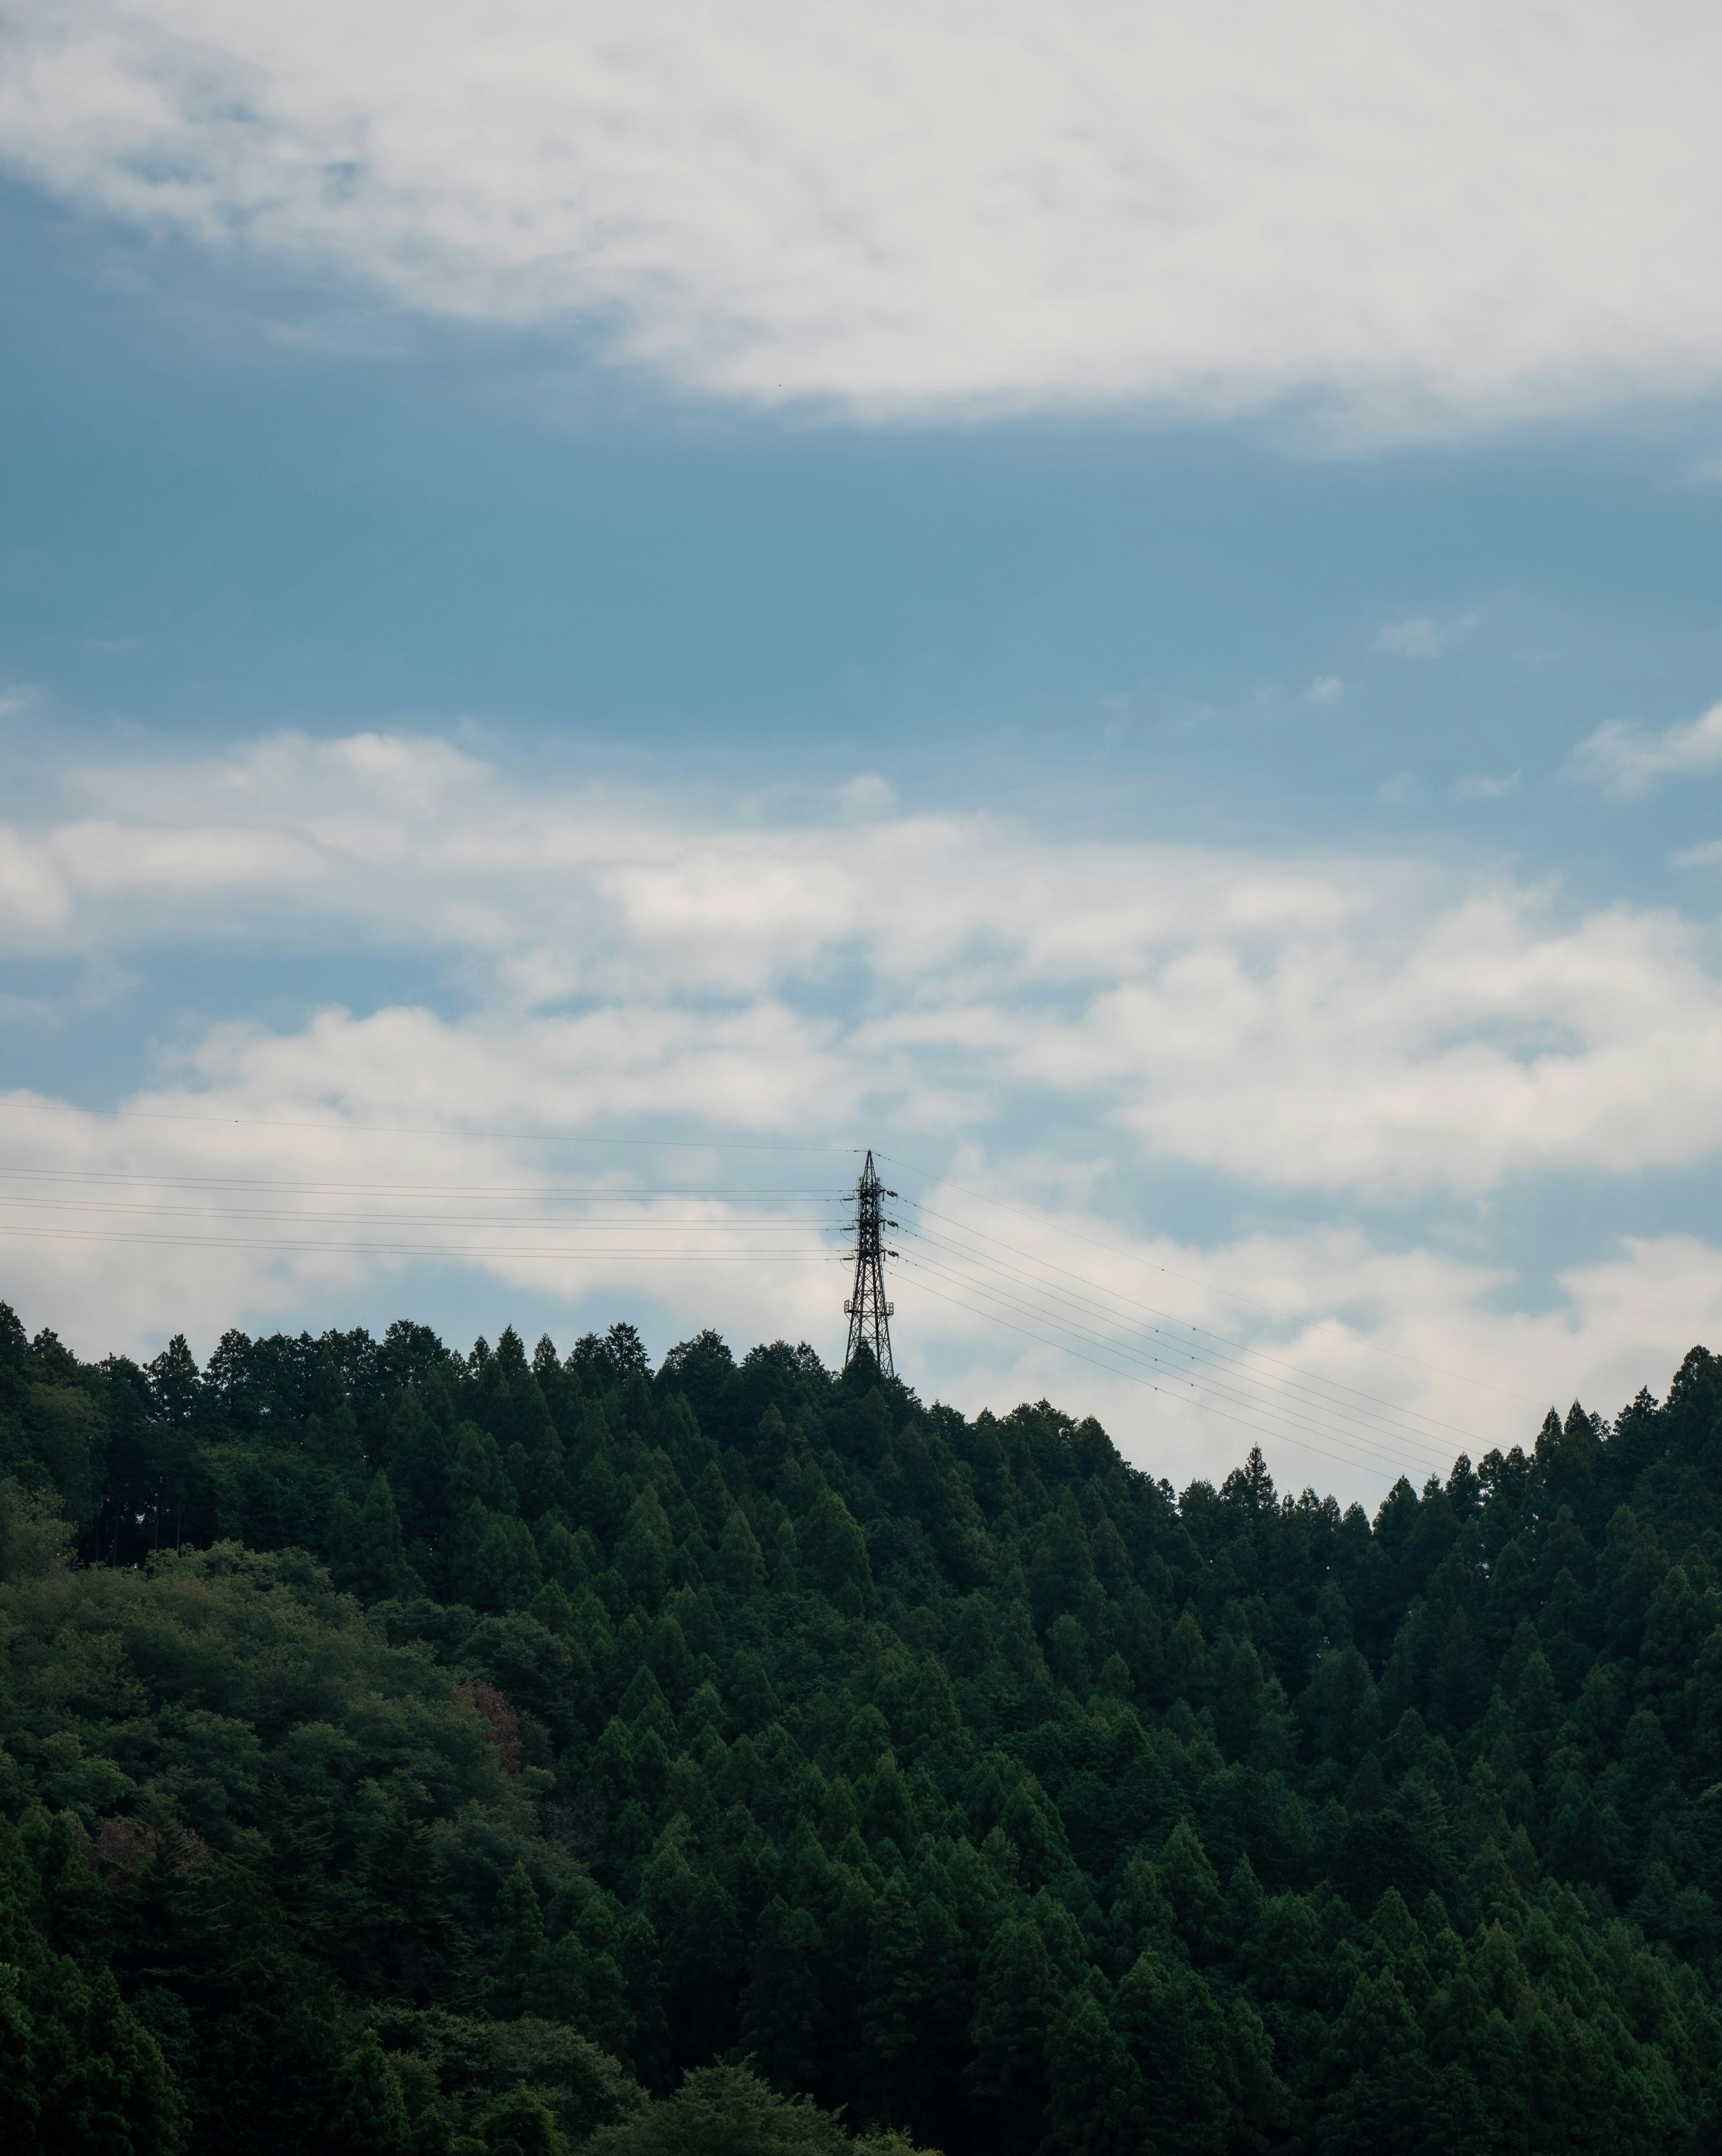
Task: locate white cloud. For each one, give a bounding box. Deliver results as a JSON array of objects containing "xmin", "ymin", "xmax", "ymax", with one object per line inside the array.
[
  {"xmin": 1455, "ymin": 771, "xmax": 1519, "ymax": 800},
  {"xmin": 8, "ymin": 729, "xmax": 1722, "ymax": 1210},
  {"xmin": 7, "ymin": 1067, "xmax": 1718, "ymax": 1502},
  {"xmin": 903, "ymin": 1211, "xmax": 1722, "ymax": 1500},
  {"xmin": 6, "ymin": 4, "xmax": 1722, "ymax": 432},
  {"xmin": 7, "ymin": 727, "xmax": 1722, "ymax": 1494},
  {"xmin": 1378, "ymin": 620, "xmax": 1441, "ymax": 658},
  {"xmin": 833, "ymin": 773, "xmax": 897, "ymax": 816},
  {"xmin": 1672, "ymin": 840, "xmax": 1722, "ymax": 870},
  {"xmin": 1570, "ymin": 700, "xmax": 1722, "ymax": 799},
  {"xmin": 0, "ymin": 827, "xmax": 73, "ymax": 930},
  {"xmin": 1375, "ymin": 610, "xmax": 1479, "ymax": 658},
  {"xmin": 1374, "ymin": 773, "xmax": 1414, "ymax": 807},
  {"xmin": 0, "ymin": 1078, "xmax": 857, "ymax": 1389},
  {"xmin": 1304, "ymin": 677, "xmax": 1344, "ymax": 706}
]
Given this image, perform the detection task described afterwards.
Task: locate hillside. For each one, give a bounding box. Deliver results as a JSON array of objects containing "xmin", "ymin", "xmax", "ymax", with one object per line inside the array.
[{"xmin": 4, "ymin": 1302, "xmax": 1722, "ymax": 2153}]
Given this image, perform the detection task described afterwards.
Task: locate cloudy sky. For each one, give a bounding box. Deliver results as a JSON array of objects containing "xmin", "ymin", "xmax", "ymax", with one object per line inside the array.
[{"xmin": 4, "ymin": 0, "xmax": 1722, "ymax": 1502}]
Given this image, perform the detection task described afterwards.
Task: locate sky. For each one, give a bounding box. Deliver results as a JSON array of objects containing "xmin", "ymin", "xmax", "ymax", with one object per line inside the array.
[{"xmin": 4, "ymin": 0, "xmax": 1722, "ymax": 1505}]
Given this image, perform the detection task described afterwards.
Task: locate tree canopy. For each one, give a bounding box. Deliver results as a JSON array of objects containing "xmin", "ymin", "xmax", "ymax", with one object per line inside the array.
[{"xmin": 5, "ymin": 1300, "xmax": 1722, "ymax": 2152}]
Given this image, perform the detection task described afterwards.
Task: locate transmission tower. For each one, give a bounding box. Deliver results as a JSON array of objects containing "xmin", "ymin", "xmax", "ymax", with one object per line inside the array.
[{"xmin": 843, "ymin": 1150, "xmax": 897, "ymax": 1378}]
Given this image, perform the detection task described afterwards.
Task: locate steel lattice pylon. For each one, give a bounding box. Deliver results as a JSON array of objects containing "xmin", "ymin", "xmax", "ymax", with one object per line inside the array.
[{"xmin": 843, "ymin": 1149, "xmax": 897, "ymax": 1378}]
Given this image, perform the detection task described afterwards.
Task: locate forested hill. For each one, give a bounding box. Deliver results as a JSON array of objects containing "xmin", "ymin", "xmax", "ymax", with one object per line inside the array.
[{"xmin": 6, "ymin": 1308, "xmax": 1722, "ymax": 2156}]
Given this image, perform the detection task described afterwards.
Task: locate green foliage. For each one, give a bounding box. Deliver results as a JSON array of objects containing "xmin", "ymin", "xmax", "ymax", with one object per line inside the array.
[
  {"xmin": 334, "ymin": 2029, "xmax": 413, "ymax": 2156},
  {"xmin": 0, "ymin": 1846, "xmax": 187, "ymax": 2156},
  {"xmin": 587, "ymin": 2061, "xmax": 932, "ymax": 2156},
  {"xmin": 7, "ymin": 1300, "xmax": 1722, "ymax": 2154},
  {"xmin": 480, "ymin": 2084, "xmax": 565, "ymax": 2156}
]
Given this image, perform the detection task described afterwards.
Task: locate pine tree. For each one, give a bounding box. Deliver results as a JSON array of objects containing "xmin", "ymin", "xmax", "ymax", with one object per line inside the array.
[
  {"xmin": 741, "ymin": 1897, "xmax": 826, "ymax": 2094},
  {"xmin": 664, "ymin": 1870, "xmax": 741, "ymax": 2072},
  {"xmin": 1154, "ymin": 1821, "xmax": 1222, "ymax": 1963},
  {"xmin": 357, "ymin": 1469, "xmax": 418, "ymax": 1600},
  {"xmin": 1043, "ymin": 1979, "xmax": 1138, "ymax": 2156},
  {"xmin": 858, "ymin": 1873, "xmax": 924, "ymax": 2118},
  {"xmin": 349, "ymin": 1809, "xmax": 469, "ymax": 2001},
  {"xmin": 965, "ymin": 1918, "xmax": 1062, "ymax": 2156},
  {"xmin": 495, "ymin": 1863, "xmax": 548, "ymax": 2014},
  {"xmin": 718, "ymin": 1507, "xmax": 766, "ymax": 1593},
  {"xmin": 1111, "ymin": 1953, "xmax": 1228, "ymax": 2156},
  {"xmin": 39, "ymin": 1961, "xmax": 187, "ymax": 2156}
]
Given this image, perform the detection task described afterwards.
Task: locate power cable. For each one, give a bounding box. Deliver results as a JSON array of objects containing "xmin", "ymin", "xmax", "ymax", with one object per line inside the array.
[
  {"xmin": 894, "ymin": 1247, "xmax": 1448, "ymax": 1483},
  {"xmin": 0, "ymin": 1112, "xmax": 1538, "ymax": 1456},
  {"xmin": 0, "ymin": 1222, "xmax": 845, "ymax": 1260},
  {"xmin": 0, "ymin": 1166, "xmax": 847, "ymax": 1197},
  {"xmin": 900, "ymin": 1194, "xmax": 1491, "ymax": 1448},
  {"xmin": 878, "ymin": 1148, "xmax": 1540, "ymax": 1407},
  {"xmin": 0, "ymin": 1103, "xmax": 859, "ymax": 1154},
  {"xmin": 0, "ymin": 1194, "xmax": 839, "ymax": 1230},
  {"xmin": 896, "ymin": 1217, "xmax": 1473, "ymax": 1466},
  {"xmin": 898, "ymin": 1245, "xmax": 1448, "ymax": 1482},
  {"xmin": 901, "ymin": 1271, "xmax": 1423, "ymax": 1488},
  {"xmin": 0, "ymin": 1179, "xmax": 1465, "ymax": 1473}
]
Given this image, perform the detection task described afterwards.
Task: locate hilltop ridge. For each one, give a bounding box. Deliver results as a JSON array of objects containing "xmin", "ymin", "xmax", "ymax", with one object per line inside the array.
[{"xmin": 4, "ymin": 1305, "xmax": 1722, "ymax": 2154}]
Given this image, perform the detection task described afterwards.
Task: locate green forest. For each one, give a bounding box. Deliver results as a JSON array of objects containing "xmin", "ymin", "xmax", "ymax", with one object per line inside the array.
[{"xmin": 5, "ymin": 1300, "xmax": 1722, "ymax": 2153}]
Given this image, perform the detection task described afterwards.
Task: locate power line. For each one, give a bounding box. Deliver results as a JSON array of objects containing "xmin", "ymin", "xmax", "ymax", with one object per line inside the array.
[
  {"xmin": 0, "ymin": 1112, "xmax": 1539, "ymax": 1466},
  {"xmin": 0, "ymin": 1103, "xmax": 860, "ymax": 1154},
  {"xmin": 897, "ymin": 1245, "xmax": 1448, "ymax": 1480},
  {"xmin": 901, "ymin": 1194, "xmax": 1488, "ymax": 1446},
  {"xmin": 901, "ymin": 1271, "xmax": 1426, "ymax": 1488},
  {"xmin": 878, "ymin": 1148, "xmax": 1540, "ymax": 1408},
  {"xmin": 885, "ymin": 1196, "xmax": 1490, "ymax": 1478},
  {"xmin": 894, "ymin": 1248, "xmax": 1448, "ymax": 1483},
  {"xmin": 0, "ymin": 1166, "xmax": 847, "ymax": 1197},
  {"xmin": 0, "ymin": 1195, "xmax": 839, "ymax": 1230},
  {"xmin": 897, "ymin": 1210, "xmax": 1481, "ymax": 1456},
  {"xmin": 0, "ymin": 1222, "xmax": 845, "ymax": 1260},
  {"xmin": 0, "ymin": 1174, "xmax": 1457, "ymax": 1476}
]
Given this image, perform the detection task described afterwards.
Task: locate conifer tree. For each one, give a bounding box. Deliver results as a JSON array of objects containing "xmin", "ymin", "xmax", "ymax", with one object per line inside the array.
[
  {"xmin": 1043, "ymin": 1980, "xmax": 1138, "ymax": 2156},
  {"xmin": 1112, "ymin": 1954, "xmax": 1228, "ymax": 2156},
  {"xmin": 965, "ymin": 1918, "xmax": 1062, "ymax": 2156},
  {"xmin": 9, "ymin": 1298, "xmax": 1722, "ymax": 2156},
  {"xmin": 741, "ymin": 1897, "xmax": 826, "ymax": 2094},
  {"xmin": 494, "ymin": 1865, "xmax": 548, "ymax": 2015}
]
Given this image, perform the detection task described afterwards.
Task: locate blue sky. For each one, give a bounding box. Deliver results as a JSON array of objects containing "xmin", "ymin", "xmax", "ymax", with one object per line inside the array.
[{"xmin": 5, "ymin": 2, "xmax": 1722, "ymax": 1501}]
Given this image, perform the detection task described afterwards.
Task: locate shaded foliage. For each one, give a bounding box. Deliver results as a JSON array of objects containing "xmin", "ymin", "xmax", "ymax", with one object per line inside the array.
[{"xmin": 5, "ymin": 1302, "xmax": 1722, "ymax": 2151}]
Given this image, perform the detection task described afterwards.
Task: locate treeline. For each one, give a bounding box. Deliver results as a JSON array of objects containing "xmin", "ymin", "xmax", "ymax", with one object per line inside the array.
[{"xmin": 5, "ymin": 1301, "xmax": 1722, "ymax": 2153}]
